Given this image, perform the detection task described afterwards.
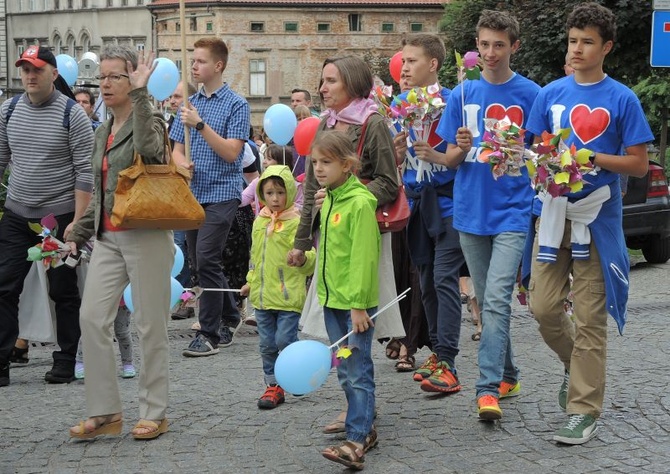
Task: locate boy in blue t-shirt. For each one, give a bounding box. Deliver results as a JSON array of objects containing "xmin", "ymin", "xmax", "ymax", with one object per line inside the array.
[
  {"xmin": 393, "ymin": 34, "xmax": 465, "ymax": 394},
  {"xmin": 432, "ymin": 10, "xmax": 541, "ymax": 421},
  {"xmin": 526, "ymin": 2, "xmax": 653, "ymax": 445}
]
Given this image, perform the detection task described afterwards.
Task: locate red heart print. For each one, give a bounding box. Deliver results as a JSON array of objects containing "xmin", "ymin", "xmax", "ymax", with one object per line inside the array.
[
  {"xmin": 485, "ymin": 104, "xmax": 524, "ymax": 127},
  {"xmin": 569, "ymin": 105, "xmax": 610, "ymax": 144}
]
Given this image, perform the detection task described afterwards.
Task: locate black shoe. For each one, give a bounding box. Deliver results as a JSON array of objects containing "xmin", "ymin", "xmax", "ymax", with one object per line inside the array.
[
  {"xmin": 171, "ymin": 306, "xmax": 195, "ymax": 320},
  {"xmin": 0, "ymin": 364, "xmax": 9, "ymax": 387},
  {"xmin": 219, "ymin": 325, "xmax": 234, "ymax": 348},
  {"xmin": 45, "ymin": 360, "xmax": 75, "ymax": 384},
  {"xmin": 9, "ymin": 346, "xmax": 29, "ymax": 364},
  {"xmin": 182, "ymin": 334, "xmax": 219, "ymax": 357}
]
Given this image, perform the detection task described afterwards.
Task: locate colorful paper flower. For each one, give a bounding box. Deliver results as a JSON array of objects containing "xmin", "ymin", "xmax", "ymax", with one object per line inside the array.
[
  {"xmin": 479, "ymin": 117, "xmax": 528, "ymax": 180},
  {"xmin": 527, "ymin": 129, "xmax": 595, "ymax": 198}
]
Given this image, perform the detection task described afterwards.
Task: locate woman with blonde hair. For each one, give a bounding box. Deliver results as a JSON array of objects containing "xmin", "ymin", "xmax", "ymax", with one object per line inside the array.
[{"xmin": 67, "ymin": 45, "xmax": 174, "ymax": 440}]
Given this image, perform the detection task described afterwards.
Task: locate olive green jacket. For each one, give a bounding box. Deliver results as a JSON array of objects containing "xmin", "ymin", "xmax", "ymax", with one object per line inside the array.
[{"xmin": 68, "ymin": 87, "xmax": 167, "ymax": 246}]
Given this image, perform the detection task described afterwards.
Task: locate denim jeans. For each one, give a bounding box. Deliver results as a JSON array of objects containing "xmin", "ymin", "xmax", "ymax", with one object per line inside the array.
[
  {"xmin": 255, "ymin": 309, "xmax": 300, "ymax": 386},
  {"xmin": 0, "ymin": 210, "xmax": 81, "ymax": 366},
  {"xmin": 416, "ymin": 217, "xmax": 464, "ymax": 371},
  {"xmin": 324, "ymin": 306, "xmax": 376, "ymax": 444},
  {"xmin": 459, "ymin": 231, "xmax": 525, "ymax": 398},
  {"xmin": 173, "ymin": 230, "xmax": 191, "ymax": 288},
  {"xmin": 186, "ymin": 200, "xmax": 241, "ymax": 345}
]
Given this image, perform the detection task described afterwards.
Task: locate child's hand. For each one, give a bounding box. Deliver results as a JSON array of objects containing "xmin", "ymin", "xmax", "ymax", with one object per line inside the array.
[
  {"xmin": 240, "ymin": 284, "xmax": 250, "ymax": 297},
  {"xmin": 351, "ymin": 309, "xmax": 374, "ymax": 333}
]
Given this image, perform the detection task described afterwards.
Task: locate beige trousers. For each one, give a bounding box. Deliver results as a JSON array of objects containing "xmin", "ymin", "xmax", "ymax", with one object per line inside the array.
[
  {"xmin": 529, "ymin": 219, "xmax": 608, "ymax": 418},
  {"xmin": 80, "ymin": 229, "xmax": 174, "ymax": 421}
]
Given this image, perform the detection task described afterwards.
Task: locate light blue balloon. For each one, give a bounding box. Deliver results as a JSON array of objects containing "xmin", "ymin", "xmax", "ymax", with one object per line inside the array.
[
  {"xmin": 123, "ymin": 284, "xmax": 134, "ymax": 313},
  {"xmin": 263, "ymin": 104, "xmax": 297, "ymax": 146},
  {"xmin": 148, "ymin": 58, "xmax": 180, "ymax": 101},
  {"xmin": 275, "ymin": 340, "xmax": 332, "ymax": 395},
  {"xmin": 56, "ymin": 54, "xmax": 78, "ymax": 86},
  {"xmin": 170, "ymin": 277, "xmax": 184, "ymax": 308},
  {"xmin": 171, "ymin": 244, "xmax": 184, "ymax": 278},
  {"xmin": 122, "ymin": 277, "xmax": 184, "ymax": 313}
]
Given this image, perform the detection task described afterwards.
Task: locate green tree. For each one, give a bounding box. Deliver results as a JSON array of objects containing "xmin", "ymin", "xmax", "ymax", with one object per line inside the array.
[{"xmin": 439, "ymin": 0, "xmax": 654, "ymax": 88}]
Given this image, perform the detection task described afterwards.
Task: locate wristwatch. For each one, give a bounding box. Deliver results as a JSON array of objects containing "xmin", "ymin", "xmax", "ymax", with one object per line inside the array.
[
  {"xmin": 588, "ymin": 151, "xmax": 596, "ymax": 164},
  {"xmin": 195, "ymin": 121, "xmax": 205, "ymax": 131}
]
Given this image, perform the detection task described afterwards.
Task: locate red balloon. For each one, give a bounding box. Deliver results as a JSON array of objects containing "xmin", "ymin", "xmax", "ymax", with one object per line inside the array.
[
  {"xmin": 389, "ymin": 51, "xmax": 403, "ymax": 83},
  {"xmin": 293, "ymin": 117, "xmax": 321, "ymax": 156}
]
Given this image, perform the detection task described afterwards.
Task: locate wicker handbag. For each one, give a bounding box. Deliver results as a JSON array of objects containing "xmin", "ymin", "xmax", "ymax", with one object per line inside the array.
[{"xmin": 111, "ymin": 131, "xmax": 205, "ymax": 230}]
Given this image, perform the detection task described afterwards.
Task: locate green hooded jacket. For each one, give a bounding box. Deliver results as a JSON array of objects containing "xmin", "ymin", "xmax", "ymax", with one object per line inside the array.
[
  {"xmin": 317, "ymin": 174, "xmax": 380, "ymax": 310},
  {"xmin": 246, "ymin": 165, "xmax": 315, "ymax": 313}
]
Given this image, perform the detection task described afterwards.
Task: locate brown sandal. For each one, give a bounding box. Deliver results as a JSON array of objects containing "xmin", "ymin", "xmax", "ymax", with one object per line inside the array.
[
  {"xmin": 395, "ymin": 355, "xmax": 416, "ymax": 372},
  {"xmin": 322, "ymin": 441, "xmax": 365, "ymax": 470},
  {"xmin": 322, "ymin": 411, "xmax": 347, "ymax": 434},
  {"xmin": 363, "ymin": 426, "xmax": 378, "ymax": 453},
  {"xmin": 385, "ymin": 339, "xmax": 402, "ymax": 360}
]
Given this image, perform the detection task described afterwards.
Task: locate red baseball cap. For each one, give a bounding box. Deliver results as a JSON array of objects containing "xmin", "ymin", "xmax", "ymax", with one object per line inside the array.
[{"xmin": 16, "ymin": 45, "xmax": 57, "ymax": 68}]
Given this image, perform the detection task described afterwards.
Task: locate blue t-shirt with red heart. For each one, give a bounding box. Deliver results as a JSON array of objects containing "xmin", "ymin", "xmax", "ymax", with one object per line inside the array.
[
  {"xmin": 526, "ymin": 75, "xmax": 654, "ymax": 200},
  {"xmin": 436, "ymin": 73, "xmax": 541, "ymax": 235}
]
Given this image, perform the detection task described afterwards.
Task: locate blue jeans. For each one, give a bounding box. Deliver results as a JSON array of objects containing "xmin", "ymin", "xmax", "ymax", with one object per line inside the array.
[
  {"xmin": 173, "ymin": 230, "xmax": 191, "ymax": 288},
  {"xmin": 255, "ymin": 309, "xmax": 300, "ymax": 386},
  {"xmin": 324, "ymin": 306, "xmax": 376, "ymax": 444},
  {"xmin": 459, "ymin": 231, "xmax": 525, "ymax": 398},
  {"xmin": 416, "ymin": 217, "xmax": 464, "ymax": 371}
]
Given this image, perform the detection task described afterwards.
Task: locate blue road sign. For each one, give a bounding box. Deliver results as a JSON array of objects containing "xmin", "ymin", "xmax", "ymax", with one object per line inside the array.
[{"xmin": 651, "ymin": 11, "xmax": 670, "ymax": 67}]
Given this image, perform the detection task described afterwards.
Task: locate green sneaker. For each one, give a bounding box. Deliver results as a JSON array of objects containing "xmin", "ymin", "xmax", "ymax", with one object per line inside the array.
[
  {"xmin": 558, "ymin": 370, "xmax": 569, "ymax": 411},
  {"xmin": 413, "ymin": 352, "xmax": 438, "ymax": 382},
  {"xmin": 553, "ymin": 414, "xmax": 597, "ymax": 445}
]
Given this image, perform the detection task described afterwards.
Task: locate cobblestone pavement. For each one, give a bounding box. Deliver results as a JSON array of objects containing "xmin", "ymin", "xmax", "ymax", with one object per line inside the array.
[{"xmin": 1, "ymin": 256, "xmax": 669, "ymax": 474}]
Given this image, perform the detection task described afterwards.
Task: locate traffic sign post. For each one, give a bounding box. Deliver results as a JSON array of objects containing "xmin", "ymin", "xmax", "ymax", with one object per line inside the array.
[{"xmin": 650, "ymin": 10, "xmax": 670, "ymax": 67}]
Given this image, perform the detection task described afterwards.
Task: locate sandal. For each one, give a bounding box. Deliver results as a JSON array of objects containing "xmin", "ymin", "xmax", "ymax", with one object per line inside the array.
[
  {"xmin": 395, "ymin": 355, "xmax": 416, "ymax": 372},
  {"xmin": 10, "ymin": 346, "xmax": 29, "ymax": 364},
  {"xmin": 321, "ymin": 441, "xmax": 365, "ymax": 470},
  {"xmin": 322, "ymin": 411, "xmax": 346, "ymax": 434},
  {"xmin": 385, "ymin": 339, "xmax": 401, "ymax": 360},
  {"xmin": 132, "ymin": 419, "xmax": 168, "ymax": 440},
  {"xmin": 69, "ymin": 415, "xmax": 123, "ymax": 440},
  {"xmin": 472, "ymin": 331, "xmax": 481, "ymax": 341},
  {"xmin": 363, "ymin": 426, "xmax": 378, "ymax": 453}
]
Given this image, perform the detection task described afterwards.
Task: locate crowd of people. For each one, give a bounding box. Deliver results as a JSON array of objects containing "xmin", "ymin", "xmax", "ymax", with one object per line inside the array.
[{"xmin": 0, "ymin": 1, "xmax": 654, "ymax": 469}]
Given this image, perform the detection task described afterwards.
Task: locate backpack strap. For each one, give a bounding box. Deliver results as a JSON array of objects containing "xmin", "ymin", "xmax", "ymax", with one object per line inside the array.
[
  {"xmin": 62, "ymin": 98, "xmax": 76, "ymax": 130},
  {"xmin": 5, "ymin": 95, "xmax": 22, "ymax": 123}
]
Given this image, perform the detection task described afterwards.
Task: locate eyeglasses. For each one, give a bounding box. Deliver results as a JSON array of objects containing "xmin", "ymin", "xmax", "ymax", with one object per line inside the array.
[{"xmin": 95, "ymin": 73, "xmax": 129, "ymax": 83}]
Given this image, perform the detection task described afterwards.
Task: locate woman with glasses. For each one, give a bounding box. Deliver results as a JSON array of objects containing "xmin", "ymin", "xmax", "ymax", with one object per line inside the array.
[{"xmin": 66, "ymin": 45, "xmax": 174, "ymax": 440}]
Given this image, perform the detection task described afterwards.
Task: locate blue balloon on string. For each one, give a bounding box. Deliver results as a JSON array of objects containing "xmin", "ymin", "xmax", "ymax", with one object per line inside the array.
[
  {"xmin": 122, "ymin": 277, "xmax": 184, "ymax": 313},
  {"xmin": 263, "ymin": 104, "xmax": 297, "ymax": 146},
  {"xmin": 171, "ymin": 244, "xmax": 184, "ymax": 278},
  {"xmin": 55, "ymin": 54, "xmax": 78, "ymax": 86},
  {"xmin": 275, "ymin": 340, "xmax": 332, "ymax": 395},
  {"xmin": 170, "ymin": 277, "xmax": 184, "ymax": 308},
  {"xmin": 123, "ymin": 284, "xmax": 134, "ymax": 313},
  {"xmin": 147, "ymin": 58, "xmax": 179, "ymax": 101}
]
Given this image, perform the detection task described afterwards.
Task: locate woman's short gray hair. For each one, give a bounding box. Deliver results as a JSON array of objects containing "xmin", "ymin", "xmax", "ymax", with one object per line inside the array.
[{"xmin": 99, "ymin": 45, "xmax": 138, "ymax": 71}]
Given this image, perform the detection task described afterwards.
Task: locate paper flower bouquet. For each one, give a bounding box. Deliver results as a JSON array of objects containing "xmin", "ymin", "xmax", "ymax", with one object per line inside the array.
[
  {"xmin": 526, "ymin": 129, "xmax": 595, "ymax": 197},
  {"xmin": 479, "ymin": 116, "xmax": 529, "ymax": 179}
]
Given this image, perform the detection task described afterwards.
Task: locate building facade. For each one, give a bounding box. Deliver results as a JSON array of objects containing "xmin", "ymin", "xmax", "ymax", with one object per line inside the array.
[
  {"xmin": 4, "ymin": 0, "xmax": 153, "ymax": 94},
  {"xmin": 148, "ymin": 0, "xmax": 446, "ymax": 126}
]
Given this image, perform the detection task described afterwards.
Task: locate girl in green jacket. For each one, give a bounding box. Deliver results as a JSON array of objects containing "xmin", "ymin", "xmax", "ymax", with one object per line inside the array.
[{"xmin": 309, "ymin": 131, "xmax": 381, "ymax": 470}]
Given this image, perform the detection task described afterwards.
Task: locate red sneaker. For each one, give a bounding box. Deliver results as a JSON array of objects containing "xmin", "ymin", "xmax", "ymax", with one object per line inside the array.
[
  {"xmin": 413, "ymin": 352, "xmax": 438, "ymax": 382},
  {"xmin": 258, "ymin": 385, "xmax": 285, "ymax": 409},
  {"xmin": 420, "ymin": 362, "xmax": 462, "ymax": 393},
  {"xmin": 477, "ymin": 395, "xmax": 502, "ymax": 420}
]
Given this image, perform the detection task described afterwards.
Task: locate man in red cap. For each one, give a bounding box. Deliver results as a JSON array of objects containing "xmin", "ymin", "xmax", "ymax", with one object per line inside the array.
[{"xmin": 0, "ymin": 45, "xmax": 95, "ymax": 387}]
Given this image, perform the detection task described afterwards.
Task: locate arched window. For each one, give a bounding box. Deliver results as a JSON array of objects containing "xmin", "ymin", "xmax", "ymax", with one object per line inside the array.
[
  {"xmin": 66, "ymin": 34, "xmax": 75, "ymax": 55},
  {"xmin": 53, "ymin": 34, "xmax": 62, "ymax": 55},
  {"xmin": 80, "ymin": 32, "xmax": 90, "ymax": 57}
]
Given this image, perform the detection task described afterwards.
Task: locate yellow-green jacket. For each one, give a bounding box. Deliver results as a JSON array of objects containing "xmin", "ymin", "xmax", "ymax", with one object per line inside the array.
[{"xmin": 247, "ymin": 165, "xmax": 315, "ymax": 312}]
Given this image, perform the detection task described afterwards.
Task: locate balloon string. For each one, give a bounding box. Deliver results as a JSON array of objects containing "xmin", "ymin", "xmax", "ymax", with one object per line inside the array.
[
  {"xmin": 328, "ymin": 287, "xmax": 411, "ymax": 350},
  {"xmin": 184, "ymin": 287, "xmax": 242, "ymax": 293}
]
